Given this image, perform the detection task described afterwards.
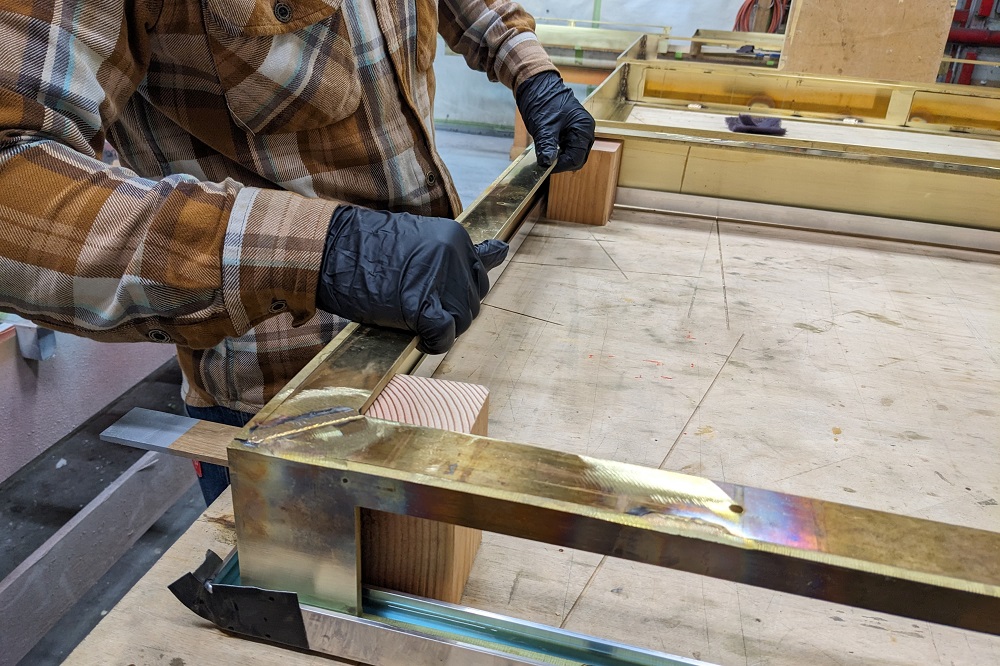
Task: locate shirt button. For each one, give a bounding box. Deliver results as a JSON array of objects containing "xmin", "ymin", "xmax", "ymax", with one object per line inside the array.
[
  {"xmin": 273, "ymin": 1, "xmax": 293, "ymax": 22},
  {"xmin": 269, "ymin": 300, "xmax": 287, "ymax": 313},
  {"xmin": 147, "ymin": 329, "xmax": 171, "ymax": 343},
  {"xmin": 426, "ymin": 171, "xmax": 437, "ymax": 187}
]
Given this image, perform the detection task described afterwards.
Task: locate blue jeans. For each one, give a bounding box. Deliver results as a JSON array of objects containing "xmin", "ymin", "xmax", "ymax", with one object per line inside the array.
[{"xmin": 185, "ymin": 404, "xmax": 256, "ymax": 506}]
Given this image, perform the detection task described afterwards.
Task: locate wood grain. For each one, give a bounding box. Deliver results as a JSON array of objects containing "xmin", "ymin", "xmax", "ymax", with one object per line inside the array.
[
  {"xmin": 154, "ymin": 374, "xmax": 490, "ymax": 604},
  {"xmin": 546, "ymin": 140, "xmax": 623, "ymax": 226},
  {"xmin": 365, "ymin": 373, "xmax": 489, "ymax": 435},
  {"xmin": 361, "ymin": 374, "xmax": 488, "ymax": 604},
  {"xmin": 779, "ymin": 0, "xmax": 955, "ymax": 83},
  {"xmin": 170, "ymin": 419, "xmax": 237, "ymax": 466}
]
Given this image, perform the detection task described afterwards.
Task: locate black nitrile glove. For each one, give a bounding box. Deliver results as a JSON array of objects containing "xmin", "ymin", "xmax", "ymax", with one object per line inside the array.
[
  {"xmin": 317, "ymin": 206, "xmax": 509, "ymax": 354},
  {"xmin": 515, "ymin": 70, "xmax": 596, "ymax": 173}
]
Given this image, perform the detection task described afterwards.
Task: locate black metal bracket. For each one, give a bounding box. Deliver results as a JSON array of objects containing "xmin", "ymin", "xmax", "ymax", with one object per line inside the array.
[{"xmin": 168, "ymin": 549, "xmax": 309, "ymax": 650}]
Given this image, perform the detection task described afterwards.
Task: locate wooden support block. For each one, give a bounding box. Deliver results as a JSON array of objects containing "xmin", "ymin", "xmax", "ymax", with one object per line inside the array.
[
  {"xmin": 361, "ymin": 374, "xmax": 488, "ymax": 604},
  {"xmin": 546, "ymin": 139, "xmax": 623, "ymax": 226},
  {"xmin": 104, "ymin": 374, "xmax": 489, "ymax": 605}
]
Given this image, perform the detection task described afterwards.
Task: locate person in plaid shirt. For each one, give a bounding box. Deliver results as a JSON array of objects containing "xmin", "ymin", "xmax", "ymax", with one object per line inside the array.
[{"xmin": 0, "ymin": 0, "xmax": 594, "ymax": 502}]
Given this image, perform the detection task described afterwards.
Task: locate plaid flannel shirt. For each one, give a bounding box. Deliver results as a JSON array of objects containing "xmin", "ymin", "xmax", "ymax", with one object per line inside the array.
[{"xmin": 0, "ymin": 0, "xmax": 554, "ymax": 411}]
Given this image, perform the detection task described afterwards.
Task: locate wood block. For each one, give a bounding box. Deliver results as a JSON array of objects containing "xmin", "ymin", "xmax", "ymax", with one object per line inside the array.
[
  {"xmin": 105, "ymin": 375, "xmax": 489, "ymax": 605},
  {"xmin": 360, "ymin": 374, "xmax": 488, "ymax": 604},
  {"xmin": 546, "ymin": 139, "xmax": 623, "ymax": 226},
  {"xmin": 779, "ymin": 0, "xmax": 955, "ymax": 83}
]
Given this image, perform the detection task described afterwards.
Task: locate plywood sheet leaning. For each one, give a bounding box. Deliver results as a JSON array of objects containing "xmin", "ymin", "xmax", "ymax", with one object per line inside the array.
[
  {"xmin": 779, "ymin": 0, "xmax": 956, "ymax": 83},
  {"xmin": 362, "ymin": 374, "xmax": 488, "ymax": 603}
]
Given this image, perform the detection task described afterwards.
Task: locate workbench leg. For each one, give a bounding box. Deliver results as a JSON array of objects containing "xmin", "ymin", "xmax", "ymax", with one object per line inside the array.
[{"xmin": 360, "ymin": 374, "xmax": 487, "ymax": 604}]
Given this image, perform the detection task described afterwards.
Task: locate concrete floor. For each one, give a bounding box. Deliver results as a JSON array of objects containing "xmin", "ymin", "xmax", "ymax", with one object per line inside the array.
[
  {"xmin": 435, "ymin": 129, "xmax": 514, "ymax": 208},
  {"xmin": 4, "ymin": 128, "xmax": 515, "ymax": 664}
]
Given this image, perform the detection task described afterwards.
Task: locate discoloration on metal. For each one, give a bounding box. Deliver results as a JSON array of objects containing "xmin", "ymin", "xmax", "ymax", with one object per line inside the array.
[
  {"xmin": 243, "ymin": 154, "xmax": 553, "ymax": 433},
  {"xmin": 230, "ymin": 405, "xmax": 1000, "ymax": 634}
]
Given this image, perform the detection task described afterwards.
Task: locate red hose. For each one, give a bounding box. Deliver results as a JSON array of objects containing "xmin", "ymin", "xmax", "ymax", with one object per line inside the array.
[
  {"xmin": 958, "ymin": 51, "xmax": 978, "ymax": 85},
  {"xmin": 949, "ymin": 28, "xmax": 1000, "ymax": 44},
  {"xmin": 733, "ymin": 0, "xmax": 787, "ymax": 34}
]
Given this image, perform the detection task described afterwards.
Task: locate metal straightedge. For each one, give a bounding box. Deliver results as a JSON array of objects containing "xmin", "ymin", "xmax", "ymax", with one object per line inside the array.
[{"xmin": 170, "ymin": 549, "xmax": 707, "ymax": 666}]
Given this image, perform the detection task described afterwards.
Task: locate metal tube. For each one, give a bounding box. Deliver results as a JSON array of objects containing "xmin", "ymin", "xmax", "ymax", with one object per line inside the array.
[
  {"xmin": 948, "ymin": 27, "xmax": 1000, "ymax": 44},
  {"xmin": 229, "ymin": 408, "xmax": 1000, "ymax": 636}
]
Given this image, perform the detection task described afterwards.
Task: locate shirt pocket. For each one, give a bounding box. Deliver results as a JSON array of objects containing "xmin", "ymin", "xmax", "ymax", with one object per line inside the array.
[
  {"xmin": 415, "ymin": 0, "xmax": 437, "ymax": 72},
  {"xmin": 202, "ymin": 0, "xmax": 361, "ymax": 135}
]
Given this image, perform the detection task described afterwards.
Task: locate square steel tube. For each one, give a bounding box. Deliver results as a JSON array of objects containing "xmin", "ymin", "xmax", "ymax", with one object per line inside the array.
[{"xmin": 229, "ymin": 407, "xmax": 1000, "ymax": 634}]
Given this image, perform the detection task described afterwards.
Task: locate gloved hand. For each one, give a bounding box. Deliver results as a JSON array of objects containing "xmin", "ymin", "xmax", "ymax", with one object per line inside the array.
[
  {"xmin": 515, "ymin": 70, "xmax": 596, "ymax": 173},
  {"xmin": 317, "ymin": 206, "xmax": 509, "ymax": 354}
]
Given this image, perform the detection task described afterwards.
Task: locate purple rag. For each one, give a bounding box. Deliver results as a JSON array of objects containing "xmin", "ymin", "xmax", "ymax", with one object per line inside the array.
[{"xmin": 725, "ymin": 114, "xmax": 787, "ymax": 136}]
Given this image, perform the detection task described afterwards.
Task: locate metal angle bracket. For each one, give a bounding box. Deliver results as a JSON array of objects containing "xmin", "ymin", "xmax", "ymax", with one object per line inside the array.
[
  {"xmin": 168, "ymin": 549, "xmax": 309, "ymax": 650},
  {"xmin": 166, "ymin": 550, "xmax": 712, "ymax": 666}
]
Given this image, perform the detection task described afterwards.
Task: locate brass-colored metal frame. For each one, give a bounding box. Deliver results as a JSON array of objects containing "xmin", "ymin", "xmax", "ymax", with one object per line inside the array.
[
  {"xmin": 607, "ymin": 57, "xmax": 1000, "ymax": 135},
  {"xmin": 192, "ymin": 65, "xmax": 1000, "ymax": 662},
  {"xmin": 247, "ymin": 155, "xmax": 554, "ymax": 429},
  {"xmin": 230, "ymin": 405, "xmax": 1000, "ymax": 634},
  {"xmin": 586, "ymin": 61, "xmax": 1000, "ymax": 229}
]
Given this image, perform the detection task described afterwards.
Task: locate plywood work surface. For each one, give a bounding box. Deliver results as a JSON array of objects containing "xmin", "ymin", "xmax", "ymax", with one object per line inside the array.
[
  {"xmin": 69, "ymin": 208, "xmax": 1000, "ymax": 665},
  {"xmin": 435, "ymin": 209, "xmax": 1000, "ymax": 665},
  {"xmin": 627, "ymin": 105, "xmax": 1000, "ymax": 161}
]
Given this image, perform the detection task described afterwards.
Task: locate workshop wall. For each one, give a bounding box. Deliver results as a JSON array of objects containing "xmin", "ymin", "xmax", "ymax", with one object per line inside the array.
[
  {"xmin": 433, "ymin": 1, "xmax": 744, "ymax": 132},
  {"xmin": 0, "ymin": 333, "xmax": 174, "ymax": 483}
]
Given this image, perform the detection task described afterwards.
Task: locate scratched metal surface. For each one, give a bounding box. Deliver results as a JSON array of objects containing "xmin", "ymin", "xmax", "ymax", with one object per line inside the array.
[{"xmin": 431, "ymin": 207, "xmax": 1000, "ymax": 664}]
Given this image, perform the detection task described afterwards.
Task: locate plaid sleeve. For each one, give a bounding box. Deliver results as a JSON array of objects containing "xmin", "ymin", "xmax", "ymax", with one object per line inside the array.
[
  {"xmin": 438, "ymin": 0, "xmax": 557, "ymax": 93},
  {"xmin": 0, "ymin": 0, "xmax": 336, "ymax": 349}
]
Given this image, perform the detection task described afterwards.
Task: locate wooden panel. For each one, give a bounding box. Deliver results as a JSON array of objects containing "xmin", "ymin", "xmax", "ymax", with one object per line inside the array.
[
  {"xmin": 609, "ymin": 131, "xmax": 1000, "ymax": 230},
  {"xmin": 0, "ymin": 452, "xmax": 194, "ymax": 665},
  {"xmin": 162, "ymin": 419, "xmax": 237, "ymax": 467},
  {"xmin": 614, "ymin": 137, "xmax": 688, "ymax": 192},
  {"xmin": 909, "ymin": 90, "xmax": 1000, "ymax": 131},
  {"xmin": 680, "ymin": 144, "xmax": 1000, "ymax": 229},
  {"xmin": 511, "ymin": 110, "xmax": 529, "ymax": 160},
  {"xmin": 779, "ymin": 0, "xmax": 956, "ymax": 83},
  {"xmin": 546, "ymin": 140, "xmax": 623, "ymax": 226},
  {"xmin": 625, "ymin": 105, "xmax": 1000, "ymax": 161},
  {"xmin": 361, "ymin": 374, "xmax": 488, "ymax": 604}
]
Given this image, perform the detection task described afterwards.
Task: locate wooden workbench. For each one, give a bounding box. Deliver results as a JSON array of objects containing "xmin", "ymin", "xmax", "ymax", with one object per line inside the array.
[{"xmin": 69, "ymin": 206, "xmax": 1000, "ymax": 665}]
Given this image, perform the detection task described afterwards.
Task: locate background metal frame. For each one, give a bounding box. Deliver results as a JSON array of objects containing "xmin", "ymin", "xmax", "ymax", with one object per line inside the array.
[{"xmin": 586, "ymin": 61, "xmax": 1000, "ymax": 229}]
